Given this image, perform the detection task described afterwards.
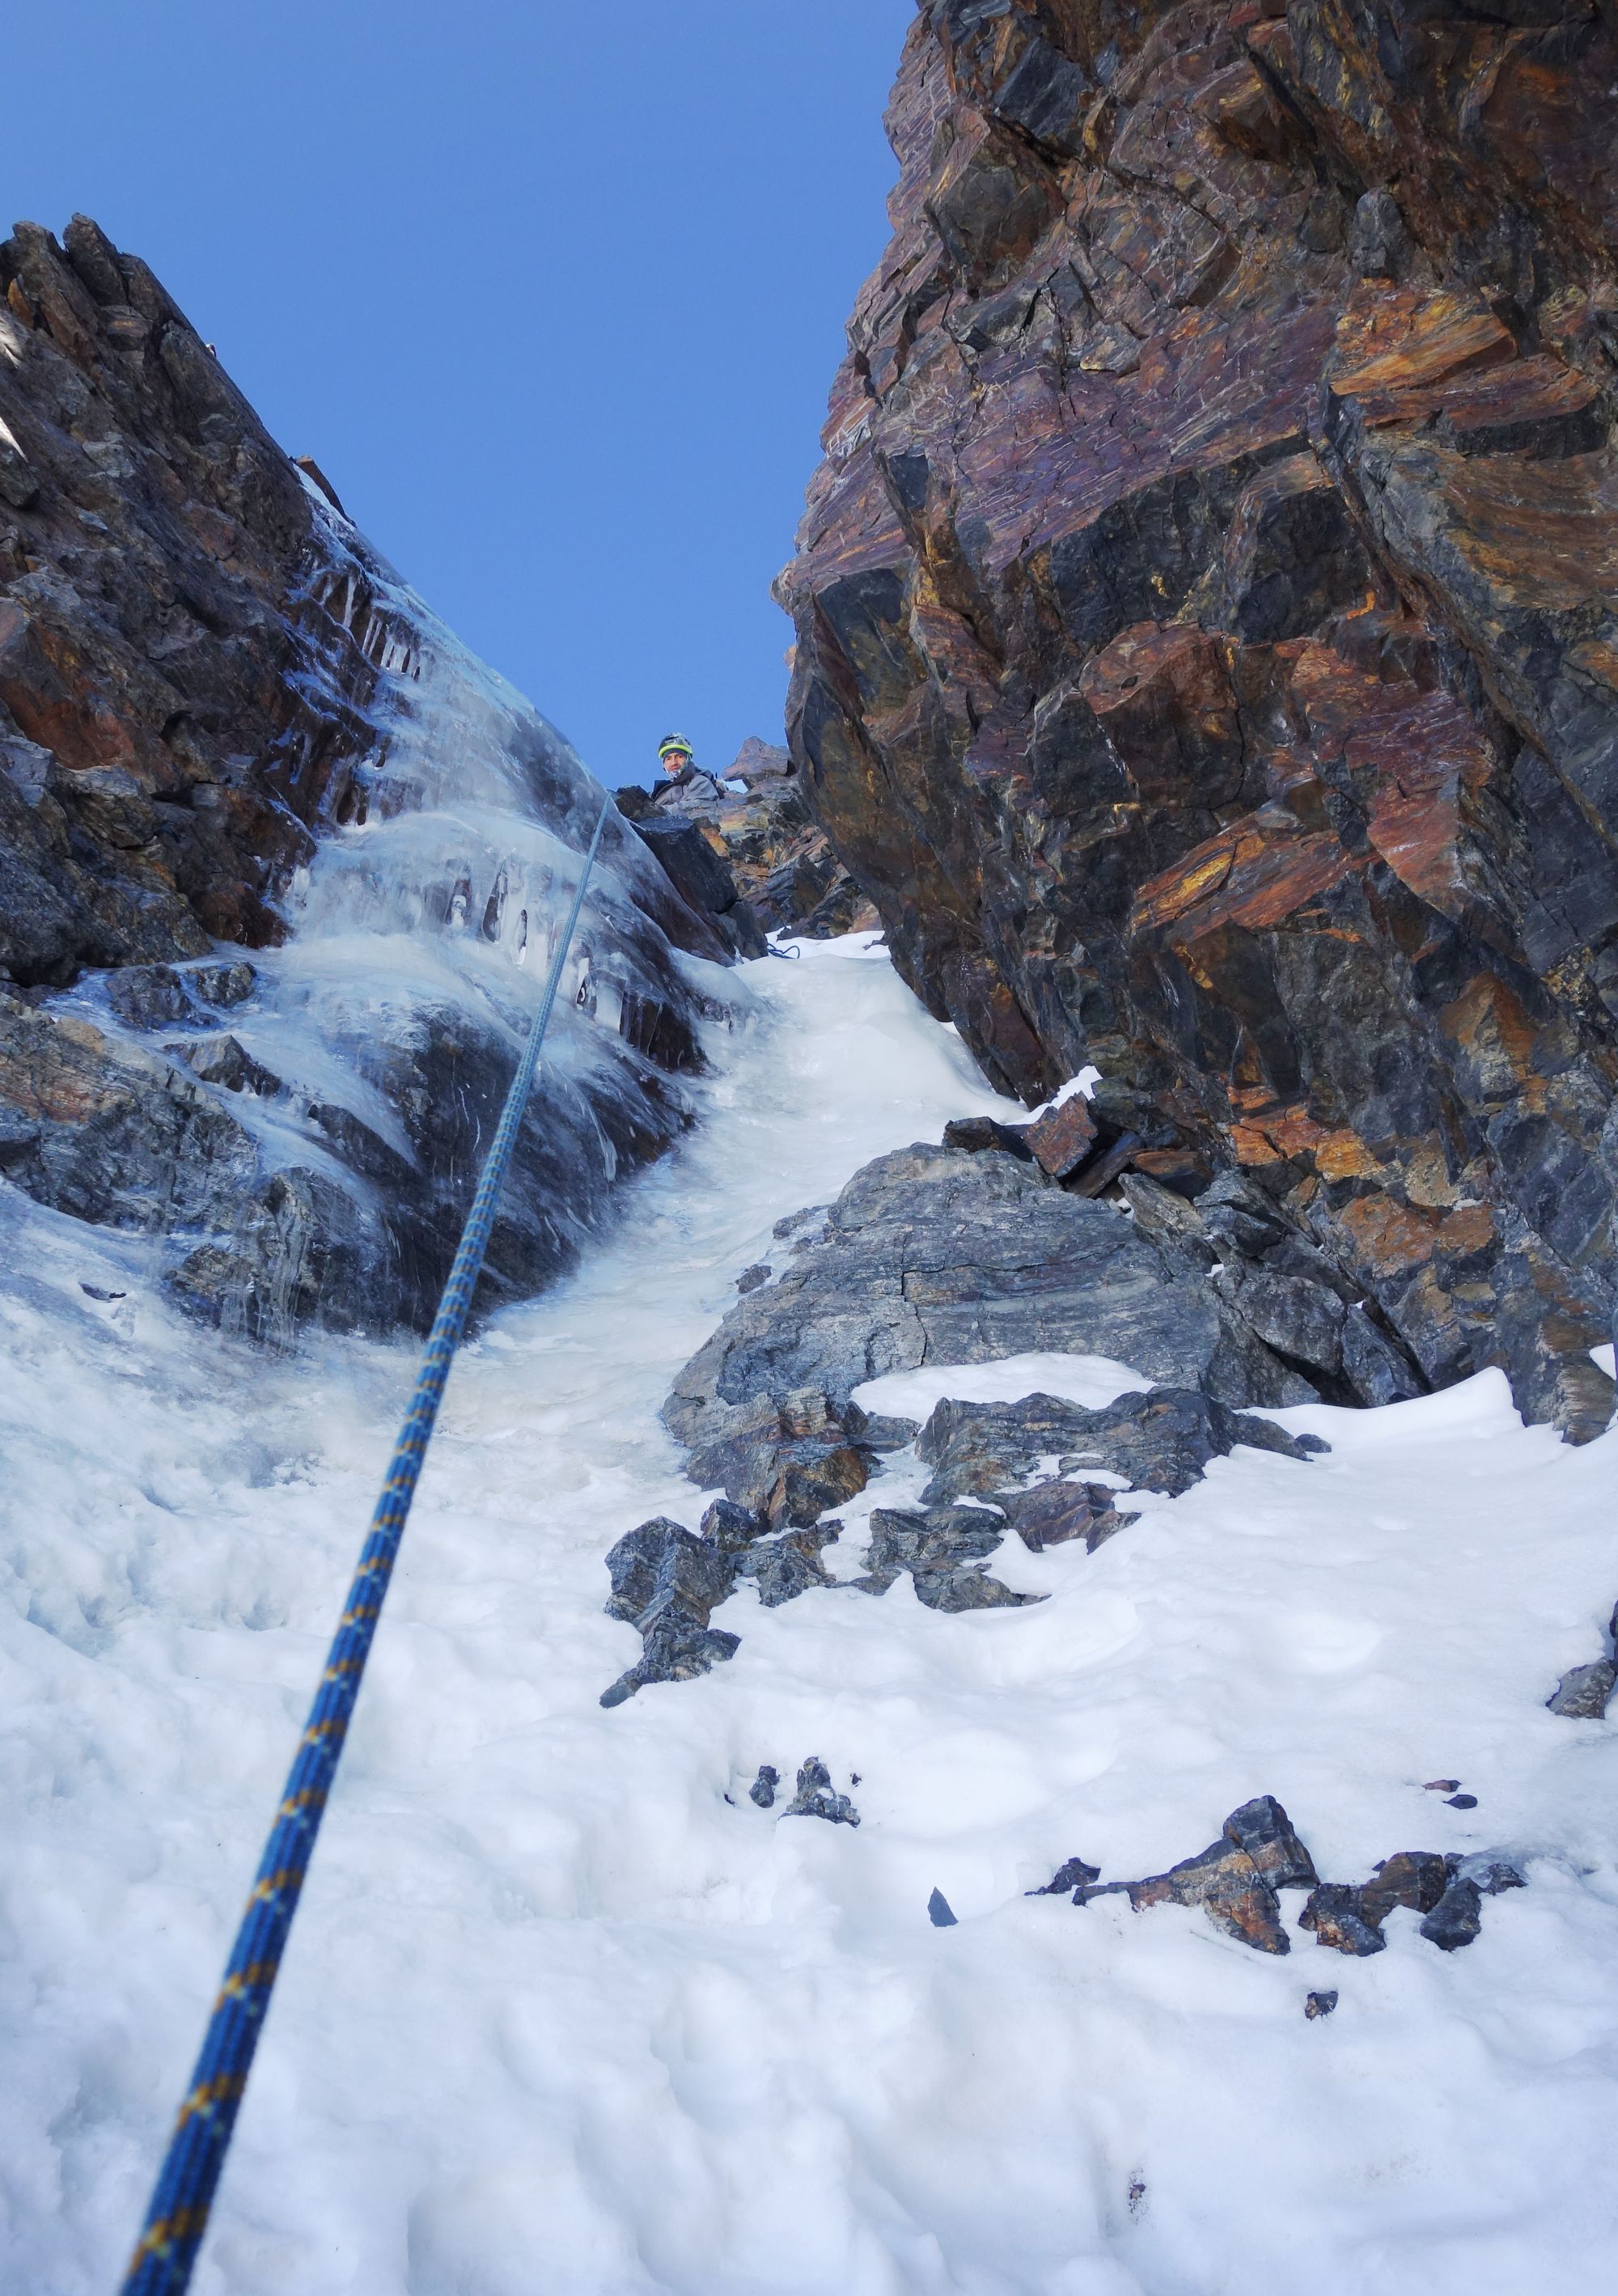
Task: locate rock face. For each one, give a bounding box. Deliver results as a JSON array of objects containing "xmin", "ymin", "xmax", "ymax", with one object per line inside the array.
[
  {"xmin": 663, "ymin": 1143, "xmax": 1393, "ymax": 1475},
  {"xmin": 777, "ymin": 2, "xmax": 1618, "ymax": 1438},
  {"xmin": 1, "ymin": 217, "xmax": 733, "ymax": 1341}
]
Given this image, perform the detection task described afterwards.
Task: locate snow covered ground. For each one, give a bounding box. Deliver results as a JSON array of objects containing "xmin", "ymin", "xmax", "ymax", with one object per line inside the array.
[{"xmin": 3, "ymin": 934, "xmax": 1616, "ymax": 2294}]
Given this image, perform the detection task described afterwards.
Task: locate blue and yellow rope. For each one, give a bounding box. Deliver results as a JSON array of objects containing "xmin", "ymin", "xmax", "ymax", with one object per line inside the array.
[{"xmin": 121, "ymin": 793, "xmax": 614, "ymax": 2295}]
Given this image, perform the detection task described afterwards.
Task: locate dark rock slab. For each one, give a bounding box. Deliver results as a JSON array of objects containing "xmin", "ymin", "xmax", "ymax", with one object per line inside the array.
[
  {"xmin": 1357, "ymin": 1852, "xmax": 1450, "ymax": 1929},
  {"xmin": 842, "ymin": 1403, "xmax": 921, "ymax": 1452},
  {"xmin": 1122, "ymin": 1836, "xmax": 1294, "ymax": 1955},
  {"xmin": 928, "ymin": 1887, "xmax": 958, "ymax": 1927},
  {"xmin": 917, "ymin": 1385, "xmax": 1324, "ymax": 1506}
]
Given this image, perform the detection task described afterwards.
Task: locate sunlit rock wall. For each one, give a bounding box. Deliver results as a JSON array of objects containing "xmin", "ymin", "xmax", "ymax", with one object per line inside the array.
[{"xmin": 777, "ymin": 0, "xmax": 1618, "ymax": 1437}]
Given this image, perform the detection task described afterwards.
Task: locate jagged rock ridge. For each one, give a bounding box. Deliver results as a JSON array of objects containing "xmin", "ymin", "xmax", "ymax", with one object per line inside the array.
[{"xmin": 776, "ymin": 2, "xmax": 1618, "ymax": 1438}]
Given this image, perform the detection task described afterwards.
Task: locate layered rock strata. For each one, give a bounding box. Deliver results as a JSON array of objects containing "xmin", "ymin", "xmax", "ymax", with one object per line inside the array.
[
  {"xmin": 0, "ymin": 218, "xmax": 733, "ymax": 1339},
  {"xmin": 777, "ymin": 1, "xmax": 1618, "ymax": 1437}
]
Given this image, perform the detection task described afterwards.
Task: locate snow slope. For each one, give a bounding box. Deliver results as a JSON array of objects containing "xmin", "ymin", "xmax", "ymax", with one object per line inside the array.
[{"xmin": 3, "ymin": 935, "xmax": 1616, "ymax": 2294}]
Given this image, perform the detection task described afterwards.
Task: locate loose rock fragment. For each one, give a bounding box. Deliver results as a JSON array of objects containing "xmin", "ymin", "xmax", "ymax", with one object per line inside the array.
[
  {"xmin": 749, "ymin": 1764, "xmax": 779, "ymax": 1810},
  {"xmin": 1304, "ymin": 1990, "xmax": 1339, "ymax": 2020},
  {"xmin": 1420, "ymin": 1878, "xmax": 1484, "ymax": 1952},
  {"xmin": 928, "ymin": 1888, "xmax": 958, "ymax": 1927},
  {"xmin": 1298, "ymin": 1883, "xmax": 1387, "ymax": 1957},
  {"xmin": 1028, "ymin": 1853, "xmax": 1102, "ymax": 1897}
]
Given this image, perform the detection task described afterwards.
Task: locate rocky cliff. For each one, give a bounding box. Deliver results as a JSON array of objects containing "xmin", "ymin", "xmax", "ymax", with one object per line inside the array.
[
  {"xmin": 0, "ymin": 218, "xmax": 736, "ymax": 1342},
  {"xmin": 777, "ymin": 0, "xmax": 1618, "ymax": 1438}
]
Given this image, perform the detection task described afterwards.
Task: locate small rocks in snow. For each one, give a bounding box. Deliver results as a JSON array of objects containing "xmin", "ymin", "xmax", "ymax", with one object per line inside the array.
[
  {"xmin": 1545, "ymin": 1659, "xmax": 1616, "ymax": 1719},
  {"xmin": 841, "ymin": 1401, "xmax": 921, "ymax": 1451},
  {"xmin": 749, "ymin": 1764, "xmax": 780, "ymax": 1810},
  {"xmin": 1304, "ymin": 1990, "xmax": 1339, "ymax": 2020},
  {"xmin": 735, "ymin": 1263, "xmax": 771, "ymax": 1294},
  {"xmin": 1301, "ymin": 1845, "xmax": 1503, "ymax": 1955},
  {"xmin": 784, "ymin": 1758, "xmax": 860, "ymax": 1827},
  {"xmin": 1446, "ymin": 1793, "xmax": 1479, "ymax": 1809},
  {"xmin": 1102, "ymin": 1795, "xmax": 1318, "ymax": 1954},
  {"xmin": 79, "ymin": 1282, "xmax": 127, "ymax": 1302},
  {"xmin": 1423, "ymin": 1779, "xmax": 1462, "ymax": 1794},
  {"xmin": 928, "ymin": 1887, "xmax": 958, "ymax": 1927},
  {"xmin": 1028, "ymin": 1854, "xmax": 1102, "ymax": 1898}
]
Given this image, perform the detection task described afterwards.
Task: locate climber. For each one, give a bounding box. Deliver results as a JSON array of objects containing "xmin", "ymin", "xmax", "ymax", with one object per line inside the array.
[{"xmin": 652, "ymin": 733, "xmax": 738, "ymax": 803}]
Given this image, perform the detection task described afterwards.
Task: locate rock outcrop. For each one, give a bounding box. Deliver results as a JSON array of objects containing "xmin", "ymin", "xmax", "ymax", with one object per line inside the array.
[
  {"xmin": 777, "ymin": 2, "xmax": 1618, "ymax": 1438},
  {"xmin": 617, "ymin": 738, "xmax": 876, "ymax": 938},
  {"xmin": 1, "ymin": 217, "xmax": 734, "ymax": 1341}
]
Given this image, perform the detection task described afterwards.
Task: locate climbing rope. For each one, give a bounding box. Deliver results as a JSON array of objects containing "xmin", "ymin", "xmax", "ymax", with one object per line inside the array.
[{"xmin": 121, "ymin": 791, "xmax": 615, "ymax": 2296}]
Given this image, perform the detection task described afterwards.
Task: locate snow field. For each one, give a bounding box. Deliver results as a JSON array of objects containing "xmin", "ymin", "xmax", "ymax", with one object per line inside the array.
[{"xmin": 2, "ymin": 935, "xmax": 1616, "ymax": 2293}]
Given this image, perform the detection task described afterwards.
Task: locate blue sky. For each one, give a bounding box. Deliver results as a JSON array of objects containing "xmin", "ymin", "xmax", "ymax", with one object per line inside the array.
[{"xmin": 8, "ymin": 1, "xmax": 913, "ymax": 784}]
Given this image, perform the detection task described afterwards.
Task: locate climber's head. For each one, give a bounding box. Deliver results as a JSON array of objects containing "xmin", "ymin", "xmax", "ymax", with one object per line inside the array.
[{"xmin": 657, "ymin": 732, "xmax": 693, "ymax": 777}]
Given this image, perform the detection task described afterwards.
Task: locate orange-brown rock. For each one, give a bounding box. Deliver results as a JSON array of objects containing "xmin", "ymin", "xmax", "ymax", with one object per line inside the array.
[{"xmin": 777, "ymin": 1, "xmax": 1618, "ymax": 1438}]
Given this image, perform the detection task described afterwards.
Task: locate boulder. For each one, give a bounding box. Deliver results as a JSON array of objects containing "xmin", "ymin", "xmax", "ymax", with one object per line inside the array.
[{"xmin": 664, "ymin": 1144, "xmax": 1325, "ymax": 1464}]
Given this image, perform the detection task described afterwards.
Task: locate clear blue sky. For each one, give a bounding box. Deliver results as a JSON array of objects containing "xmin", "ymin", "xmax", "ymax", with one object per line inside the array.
[{"xmin": 7, "ymin": 1, "xmax": 913, "ymax": 784}]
